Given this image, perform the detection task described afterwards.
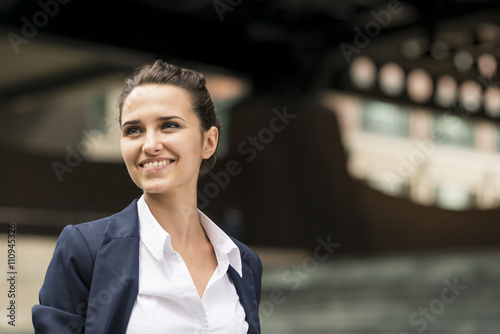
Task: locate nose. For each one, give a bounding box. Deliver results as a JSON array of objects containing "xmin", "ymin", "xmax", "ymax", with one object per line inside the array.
[{"xmin": 142, "ymin": 131, "xmax": 162, "ymax": 154}]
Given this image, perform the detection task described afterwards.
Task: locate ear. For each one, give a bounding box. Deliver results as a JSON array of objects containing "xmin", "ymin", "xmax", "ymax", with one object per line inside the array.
[{"xmin": 201, "ymin": 126, "xmax": 219, "ymax": 159}]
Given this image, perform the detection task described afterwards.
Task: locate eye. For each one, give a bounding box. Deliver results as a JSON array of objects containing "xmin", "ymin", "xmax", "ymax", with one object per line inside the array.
[
  {"xmin": 162, "ymin": 121, "xmax": 180, "ymax": 130},
  {"xmin": 124, "ymin": 126, "xmax": 142, "ymax": 136}
]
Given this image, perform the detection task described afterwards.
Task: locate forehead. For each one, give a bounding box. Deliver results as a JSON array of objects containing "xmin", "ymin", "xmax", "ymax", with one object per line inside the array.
[{"xmin": 121, "ymin": 84, "xmax": 194, "ymax": 121}]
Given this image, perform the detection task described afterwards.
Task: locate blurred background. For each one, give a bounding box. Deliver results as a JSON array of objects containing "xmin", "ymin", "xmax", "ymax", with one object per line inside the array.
[{"xmin": 1, "ymin": 0, "xmax": 500, "ymax": 333}]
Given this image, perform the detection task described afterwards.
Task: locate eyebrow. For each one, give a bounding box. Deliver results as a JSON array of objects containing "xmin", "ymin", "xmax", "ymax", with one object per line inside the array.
[{"xmin": 121, "ymin": 116, "xmax": 186, "ymax": 128}]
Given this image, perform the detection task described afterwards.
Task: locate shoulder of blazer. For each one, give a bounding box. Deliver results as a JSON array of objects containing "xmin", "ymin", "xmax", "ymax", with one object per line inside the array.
[
  {"xmin": 70, "ymin": 199, "xmax": 140, "ymax": 263},
  {"xmin": 230, "ymin": 236, "xmax": 263, "ymax": 278}
]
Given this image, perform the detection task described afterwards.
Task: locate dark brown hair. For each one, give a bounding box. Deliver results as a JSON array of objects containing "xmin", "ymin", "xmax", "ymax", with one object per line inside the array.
[{"xmin": 118, "ymin": 60, "xmax": 221, "ymax": 176}]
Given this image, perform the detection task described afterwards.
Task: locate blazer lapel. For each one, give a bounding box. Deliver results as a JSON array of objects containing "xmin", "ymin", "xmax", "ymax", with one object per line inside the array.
[
  {"xmin": 228, "ymin": 251, "xmax": 261, "ymax": 334},
  {"xmin": 85, "ymin": 200, "xmax": 140, "ymax": 334}
]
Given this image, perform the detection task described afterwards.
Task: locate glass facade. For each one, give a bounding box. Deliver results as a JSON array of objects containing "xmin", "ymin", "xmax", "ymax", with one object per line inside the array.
[
  {"xmin": 361, "ymin": 101, "xmax": 410, "ymax": 137},
  {"xmin": 433, "ymin": 114, "xmax": 475, "ymax": 148},
  {"xmin": 435, "ymin": 185, "xmax": 475, "ymax": 210},
  {"xmin": 326, "ymin": 91, "xmax": 500, "ymax": 211}
]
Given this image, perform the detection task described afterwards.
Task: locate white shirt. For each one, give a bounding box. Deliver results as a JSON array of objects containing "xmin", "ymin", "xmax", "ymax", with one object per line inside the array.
[{"xmin": 125, "ymin": 196, "xmax": 249, "ymax": 334}]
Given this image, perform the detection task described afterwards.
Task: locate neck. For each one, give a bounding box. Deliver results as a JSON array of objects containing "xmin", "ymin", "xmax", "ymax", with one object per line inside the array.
[{"xmin": 144, "ymin": 189, "xmax": 206, "ymax": 249}]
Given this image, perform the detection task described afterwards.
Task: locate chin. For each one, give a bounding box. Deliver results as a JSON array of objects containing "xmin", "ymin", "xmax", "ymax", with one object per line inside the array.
[
  {"xmin": 131, "ymin": 177, "xmax": 168, "ymax": 193},
  {"xmin": 133, "ymin": 172, "xmax": 197, "ymax": 196},
  {"xmin": 141, "ymin": 183, "xmax": 171, "ymax": 195}
]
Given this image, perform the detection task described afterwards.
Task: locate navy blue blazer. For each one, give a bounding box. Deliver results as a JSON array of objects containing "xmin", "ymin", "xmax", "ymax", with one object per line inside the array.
[{"xmin": 32, "ymin": 200, "xmax": 262, "ymax": 334}]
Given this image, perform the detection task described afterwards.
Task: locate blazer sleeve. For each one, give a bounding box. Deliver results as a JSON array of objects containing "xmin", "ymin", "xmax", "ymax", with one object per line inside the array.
[
  {"xmin": 254, "ymin": 254, "xmax": 263, "ymax": 305},
  {"xmin": 244, "ymin": 246, "xmax": 263, "ymax": 334},
  {"xmin": 32, "ymin": 225, "xmax": 95, "ymax": 334}
]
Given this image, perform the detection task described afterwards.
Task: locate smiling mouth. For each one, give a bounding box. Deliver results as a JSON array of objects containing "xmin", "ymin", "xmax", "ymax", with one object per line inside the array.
[{"xmin": 139, "ymin": 160, "xmax": 174, "ymax": 168}]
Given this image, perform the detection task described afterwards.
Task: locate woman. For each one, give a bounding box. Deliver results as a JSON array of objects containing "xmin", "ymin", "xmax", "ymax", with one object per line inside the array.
[{"xmin": 32, "ymin": 60, "xmax": 263, "ymax": 334}]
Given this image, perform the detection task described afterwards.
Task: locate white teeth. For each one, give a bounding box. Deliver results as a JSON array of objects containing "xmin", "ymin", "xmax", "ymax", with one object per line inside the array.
[{"xmin": 143, "ymin": 160, "xmax": 169, "ymax": 168}]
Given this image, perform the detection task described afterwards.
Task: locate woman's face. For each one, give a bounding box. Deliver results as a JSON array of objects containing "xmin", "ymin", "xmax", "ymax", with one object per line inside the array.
[{"xmin": 120, "ymin": 84, "xmax": 218, "ymax": 196}]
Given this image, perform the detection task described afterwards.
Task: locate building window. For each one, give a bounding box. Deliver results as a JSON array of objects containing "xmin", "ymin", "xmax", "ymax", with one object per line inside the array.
[
  {"xmin": 435, "ymin": 184, "xmax": 475, "ymax": 210},
  {"xmin": 433, "ymin": 114, "xmax": 474, "ymax": 148},
  {"xmin": 85, "ymin": 91, "xmax": 107, "ymax": 132},
  {"xmin": 365, "ymin": 174, "xmax": 409, "ymax": 198},
  {"xmin": 496, "ymin": 125, "xmax": 500, "ymax": 151},
  {"xmin": 361, "ymin": 101, "xmax": 410, "ymax": 137}
]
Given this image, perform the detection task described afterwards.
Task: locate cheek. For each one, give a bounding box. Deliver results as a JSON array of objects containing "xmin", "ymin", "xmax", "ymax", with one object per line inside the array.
[
  {"xmin": 120, "ymin": 140, "xmax": 136, "ymax": 166},
  {"xmin": 170, "ymin": 131, "xmax": 203, "ymax": 156}
]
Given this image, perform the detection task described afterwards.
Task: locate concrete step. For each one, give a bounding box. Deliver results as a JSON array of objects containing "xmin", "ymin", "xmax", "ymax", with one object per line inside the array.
[{"xmin": 259, "ymin": 248, "xmax": 500, "ymax": 333}]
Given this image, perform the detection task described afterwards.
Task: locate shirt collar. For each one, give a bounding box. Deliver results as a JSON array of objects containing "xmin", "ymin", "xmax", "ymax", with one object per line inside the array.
[
  {"xmin": 137, "ymin": 195, "xmax": 243, "ymax": 277},
  {"xmin": 198, "ymin": 208, "xmax": 243, "ymax": 277},
  {"xmin": 137, "ymin": 195, "xmax": 169, "ymax": 263}
]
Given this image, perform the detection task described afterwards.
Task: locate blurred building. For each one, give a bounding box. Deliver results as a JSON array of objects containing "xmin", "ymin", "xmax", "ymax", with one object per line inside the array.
[
  {"xmin": 325, "ymin": 91, "xmax": 500, "ymax": 211},
  {"xmin": 1, "ymin": 0, "xmax": 500, "ymax": 251}
]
